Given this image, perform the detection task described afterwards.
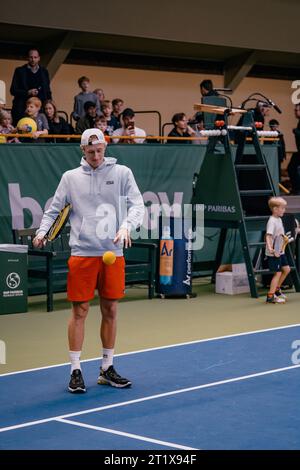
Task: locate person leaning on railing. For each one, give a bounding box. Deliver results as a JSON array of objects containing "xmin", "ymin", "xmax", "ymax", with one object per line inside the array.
[
  {"xmin": 167, "ymin": 112, "xmax": 195, "ymax": 144},
  {"xmin": 0, "ymin": 109, "xmax": 19, "ymax": 143},
  {"xmin": 19, "ymin": 97, "xmax": 49, "ymax": 142}
]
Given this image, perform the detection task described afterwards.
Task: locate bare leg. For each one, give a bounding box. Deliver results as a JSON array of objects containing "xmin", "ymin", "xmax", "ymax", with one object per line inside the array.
[
  {"xmin": 277, "ymin": 266, "xmax": 291, "ymax": 289},
  {"xmin": 68, "ymin": 301, "xmax": 89, "ymax": 351},
  {"xmin": 98, "ymin": 297, "xmax": 131, "ymax": 387},
  {"xmin": 100, "ymin": 298, "xmax": 118, "ymax": 349},
  {"xmin": 269, "ymin": 272, "xmax": 282, "ymax": 294}
]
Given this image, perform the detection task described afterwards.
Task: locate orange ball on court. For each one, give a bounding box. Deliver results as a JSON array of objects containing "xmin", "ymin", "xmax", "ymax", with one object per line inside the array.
[{"xmin": 102, "ymin": 251, "xmax": 116, "ymax": 265}]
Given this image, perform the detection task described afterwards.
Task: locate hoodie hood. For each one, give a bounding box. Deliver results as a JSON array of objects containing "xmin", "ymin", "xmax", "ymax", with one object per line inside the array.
[
  {"xmin": 80, "ymin": 156, "xmax": 117, "ymax": 172},
  {"xmin": 80, "ymin": 157, "xmax": 117, "ymax": 195}
]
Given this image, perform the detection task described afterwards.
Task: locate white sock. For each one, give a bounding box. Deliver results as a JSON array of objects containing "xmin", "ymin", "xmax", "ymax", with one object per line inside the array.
[
  {"xmin": 69, "ymin": 350, "xmax": 81, "ymax": 373},
  {"xmin": 102, "ymin": 348, "xmax": 114, "ymax": 371}
]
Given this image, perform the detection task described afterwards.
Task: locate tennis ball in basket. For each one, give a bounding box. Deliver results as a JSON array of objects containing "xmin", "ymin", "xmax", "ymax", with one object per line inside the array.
[{"xmin": 103, "ymin": 251, "xmax": 116, "ymax": 265}]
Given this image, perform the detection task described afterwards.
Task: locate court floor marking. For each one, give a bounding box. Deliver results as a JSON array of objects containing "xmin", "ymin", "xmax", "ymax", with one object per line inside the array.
[
  {"xmin": 1, "ymin": 322, "xmax": 300, "ymax": 377},
  {"xmin": 1, "ymin": 363, "xmax": 299, "ymax": 434},
  {"xmin": 56, "ymin": 418, "xmax": 198, "ymax": 450}
]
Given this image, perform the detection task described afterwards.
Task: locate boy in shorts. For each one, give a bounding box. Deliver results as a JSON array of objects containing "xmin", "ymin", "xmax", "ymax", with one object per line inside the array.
[{"xmin": 265, "ymin": 197, "xmax": 291, "ymax": 304}]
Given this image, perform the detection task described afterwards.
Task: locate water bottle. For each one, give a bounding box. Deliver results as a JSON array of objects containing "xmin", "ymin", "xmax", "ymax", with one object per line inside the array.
[{"xmin": 159, "ymin": 226, "xmax": 174, "ymax": 285}]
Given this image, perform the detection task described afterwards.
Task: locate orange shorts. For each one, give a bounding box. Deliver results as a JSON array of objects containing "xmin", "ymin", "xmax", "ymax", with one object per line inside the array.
[{"xmin": 67, "ymin": 256, "xmax": 125, "ymax": 302}]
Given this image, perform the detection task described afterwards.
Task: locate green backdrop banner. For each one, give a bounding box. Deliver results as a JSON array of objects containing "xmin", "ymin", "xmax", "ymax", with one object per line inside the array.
[{"xmin": 0, "ymin": 143, "xmax": 279, "ymax": 265}]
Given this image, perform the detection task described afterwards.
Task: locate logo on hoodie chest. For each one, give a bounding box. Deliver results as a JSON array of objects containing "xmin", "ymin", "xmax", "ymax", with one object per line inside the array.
[{"xmin": 106, "ymin": 181, "xmax": 114, "ymax": 185}]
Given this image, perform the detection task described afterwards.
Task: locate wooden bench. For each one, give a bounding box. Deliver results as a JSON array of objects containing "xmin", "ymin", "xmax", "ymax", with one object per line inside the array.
[{"xmin": 12, "ymin": 226, "xmax": 157, "ymax": 311}]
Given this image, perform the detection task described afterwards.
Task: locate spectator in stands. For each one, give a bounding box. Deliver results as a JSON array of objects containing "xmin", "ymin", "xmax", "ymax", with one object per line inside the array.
[
  {"xmin": 20, "ymin": 97, "xmax": 49, "ymax": 140},
  {"xmin": 200, "ymin": 79, "xmax": 218, "ymax": 97},
  {"xmin": 112, "ymin": 108, "xmax": 146, "ymax": 144},
  {"xmin": 112, "ymin": 98, "xmax": 124, "ymax": 128},
  {"xmin": 93, "ymin": 88, "xmax": 105, "ymax": 105},
  {"xmin": 189, "ymin": 112, "xmax": 206, "ymax": 145},
  {"xmin": 44, "ymin": 100, "xmax": 73, "ymax": 136},
  {"xmin": 288, "ymin": 104, "xmax": 300, "ymax": 193},
  {"xmin": 167, "ymin": 113, "xmax": 195, "ymax": 144},
  {"xmin": 268, "ymin": 119, "xmax": 286, "ymax": 182},
  {"xmin": 0, "ymin": 110, "xmax": 19, "ymax": 143},
  {"xmin": 101, "ymin": 100, "xmax": 120, "ymax": 134},
  {"xmin": 253, "ymin": 101, "xmax": 270, "ymax": 128},
  {"xmin": 95, "ymin": 115, "xmax": 109, "ymax": 136},
  {"xmin": 10, "ymin": 48, "xmax": 52, "ymax": 125},
  {"xmin": 75, "ymin": 101, "xmax": 98, "ymax": 134},
  {"xmin": 73, "ymin": 77, "xmax": 100, "ymax": 122}
]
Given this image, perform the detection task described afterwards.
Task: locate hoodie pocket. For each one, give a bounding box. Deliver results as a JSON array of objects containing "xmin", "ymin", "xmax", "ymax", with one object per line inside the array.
[{"xmin": 78, "ymin": 215, "xmax": 119, "ymax": 251}]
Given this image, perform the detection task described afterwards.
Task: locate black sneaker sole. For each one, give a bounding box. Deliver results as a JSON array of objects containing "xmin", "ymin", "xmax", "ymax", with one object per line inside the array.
[
  {"xmin": 97, "ymin": 377, "xmax": 132, "ymax": 388},
  {"xmin": 68, "ymin": 386, "xmax": 86, "ymax": 393}
]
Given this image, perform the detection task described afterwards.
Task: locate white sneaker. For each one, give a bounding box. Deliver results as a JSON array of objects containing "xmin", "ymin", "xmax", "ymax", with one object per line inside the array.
[
  {"xmin": 275, "ymin": 290, "xmax": 287, "ymax": 300},
  {"xmin": 266, "ymin": 294, "xmax": 285, "ymax": 304}
]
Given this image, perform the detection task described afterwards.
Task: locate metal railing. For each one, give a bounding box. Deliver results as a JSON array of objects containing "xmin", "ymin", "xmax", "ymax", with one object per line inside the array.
[
  {"xmin": 0, "ymin": 133, "xmax": 279, "ymax": 143},
  {"xmin": 134, "ymin": 110, "xmax": 162, "ymax": 136}
]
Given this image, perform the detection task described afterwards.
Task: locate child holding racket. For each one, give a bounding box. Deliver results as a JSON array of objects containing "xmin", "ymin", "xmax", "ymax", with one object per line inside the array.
[{"xmin": 265, "ymin": 197, "xmax": 291, "ymax": 304}]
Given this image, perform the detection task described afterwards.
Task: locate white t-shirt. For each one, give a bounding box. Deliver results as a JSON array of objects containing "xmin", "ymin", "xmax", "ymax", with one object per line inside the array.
[
  {"xmin": 112, "ymin": 126, "xmax": 146, "ymax": 144},
  {"xmin": 265, "ymin": 215, "xmax": 285, "ymax": 256}
]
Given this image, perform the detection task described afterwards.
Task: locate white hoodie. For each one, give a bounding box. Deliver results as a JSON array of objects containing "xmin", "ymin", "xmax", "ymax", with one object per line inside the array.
[{"xmin": 36, "ymin": 157, "xmax": 145, "ymax": 256}]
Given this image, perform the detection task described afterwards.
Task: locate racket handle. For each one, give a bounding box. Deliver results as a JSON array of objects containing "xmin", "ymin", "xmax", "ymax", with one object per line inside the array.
[{"xmin": 278, "ymin": 183, "xmax": 290, "ymax": 194}]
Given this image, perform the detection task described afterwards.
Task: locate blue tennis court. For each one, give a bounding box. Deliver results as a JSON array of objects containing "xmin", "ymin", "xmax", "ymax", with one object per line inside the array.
[{"xmin": 1, "ymin": 324, "xmax": 300, "ymax": 450}]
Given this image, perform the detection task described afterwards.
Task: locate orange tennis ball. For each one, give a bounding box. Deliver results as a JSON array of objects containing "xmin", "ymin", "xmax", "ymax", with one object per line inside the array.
[{"xmin": 102, "ymin": 251, "xmax": 116, "ymax": 265}]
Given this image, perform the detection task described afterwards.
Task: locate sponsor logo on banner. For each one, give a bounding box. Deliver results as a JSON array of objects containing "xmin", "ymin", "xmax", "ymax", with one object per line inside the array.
[
  {"xmin": 6, "ymin": 272, "xmax": 20, "ymax": 289},
  {"xmin": 206, "ymin": 204, "xmax": 236, "ymax": 213},
  {"xmin": 3, "ymin": 273, "xmax": 23, "ymax": 298}
]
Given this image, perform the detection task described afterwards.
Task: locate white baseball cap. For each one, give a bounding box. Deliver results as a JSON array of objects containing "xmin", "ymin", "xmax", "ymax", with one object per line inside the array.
[{"xmin": 80, "ymin": 128, "xmax": 107, "ymax": 146}]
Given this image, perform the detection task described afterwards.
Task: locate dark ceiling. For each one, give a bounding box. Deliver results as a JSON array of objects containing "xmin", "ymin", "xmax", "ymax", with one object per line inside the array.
[{"xmin": 0, "ymin": 22, "xmax": 299, "ymax": 80}]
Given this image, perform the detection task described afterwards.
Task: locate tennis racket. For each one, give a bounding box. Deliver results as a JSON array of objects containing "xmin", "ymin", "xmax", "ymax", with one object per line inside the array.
[
  {"xmin": 45, "ymin": 203, "xmax": 72, "ymax": 242},
  {"xmin": 273, "ymin": 233, "xmax": 294, "ymax": 257}
]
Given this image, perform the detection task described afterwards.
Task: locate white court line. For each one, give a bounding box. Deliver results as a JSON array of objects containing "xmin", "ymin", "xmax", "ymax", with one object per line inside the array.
[
  {"xmin": 56, "ymin": 418, "xmax": 198, "ymax": 450},
  {"xmin": 1, "ymin": 363, "xmax": 300, "ymax": 434},
  {"xmin": 1, "ymin": 322, "xmax": 300, "ymax": 377}
]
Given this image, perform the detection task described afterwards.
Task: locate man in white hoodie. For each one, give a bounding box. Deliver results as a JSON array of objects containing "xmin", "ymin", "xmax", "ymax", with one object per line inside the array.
[{"xmin": 33, "ymin": 129, "xmax": 145, "ymax": 393}]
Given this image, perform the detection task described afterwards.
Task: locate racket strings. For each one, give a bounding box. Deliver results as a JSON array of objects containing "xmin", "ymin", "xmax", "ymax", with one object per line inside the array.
[{"xmin": 47, "ymin": 204, "xmax": 72, "ymax": 242}]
